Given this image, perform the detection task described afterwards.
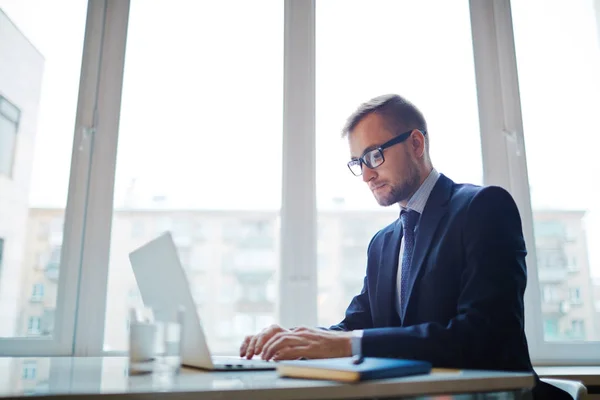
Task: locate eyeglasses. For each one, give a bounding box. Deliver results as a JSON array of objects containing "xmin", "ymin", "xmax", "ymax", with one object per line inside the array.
[{"xmin": 347, "ymin": 129, "xmax": 426, "ymax": 176}]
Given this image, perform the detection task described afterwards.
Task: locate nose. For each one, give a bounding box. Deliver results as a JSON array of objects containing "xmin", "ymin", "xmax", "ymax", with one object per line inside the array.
[{"xmin": 362, "ymin": 165, "xmax": 376, "ymax": 183}]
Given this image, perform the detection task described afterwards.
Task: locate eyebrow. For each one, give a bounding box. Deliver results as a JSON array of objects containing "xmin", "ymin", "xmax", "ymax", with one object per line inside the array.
[{"xmin": 351, "ymin": 143, "xmax": 382, "ymax": 160}]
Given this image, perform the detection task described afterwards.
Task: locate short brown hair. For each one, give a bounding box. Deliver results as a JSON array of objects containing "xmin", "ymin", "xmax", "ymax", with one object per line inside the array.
[{"xmin": 342, "ymin": 94, "xmax": 428, "ymax": 149}]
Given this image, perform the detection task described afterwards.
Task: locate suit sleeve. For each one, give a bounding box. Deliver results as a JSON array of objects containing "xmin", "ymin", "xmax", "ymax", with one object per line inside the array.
[
  {"xmin": 360, "ymin": 186, "xmax": 528, "ymax": 368},
  {"xmin": 328, "ymin": 234, "xmax": 377, "ymax": 331}
]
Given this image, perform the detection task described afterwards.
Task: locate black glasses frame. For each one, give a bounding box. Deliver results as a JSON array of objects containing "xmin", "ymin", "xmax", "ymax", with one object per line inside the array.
[{"xmin": 347, "ymin": 129, "xmax": 426, "ymax": 176}]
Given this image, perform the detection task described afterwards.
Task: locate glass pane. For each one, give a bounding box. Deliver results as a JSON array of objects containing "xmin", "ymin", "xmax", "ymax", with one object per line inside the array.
[
  {"xmin": 104, "ymin": 0, "xmax": 283, "ymax": 353},
  {"xmin": 512, "ymin": 0, "xmax": 600, "ymax": 341},
  {"xmin": 0, "ymin": 114, "xmax": 18, "ymax": 176},
  {"xmin": 0, "ymin": 2, "xmax": 87, "ymax": 337},
  {"xmin": 0, "ymin": 96, "xmax": 21, "ymax": 122},
  {"xmin": 316, "ymin": 0, "xmax": 483, "ymax": 326}
]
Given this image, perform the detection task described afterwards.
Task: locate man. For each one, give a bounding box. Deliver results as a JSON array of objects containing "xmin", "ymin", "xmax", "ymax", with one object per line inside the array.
[{"xmin": 240, "ymin": 94, "xmax": 567, "ymax": 399}]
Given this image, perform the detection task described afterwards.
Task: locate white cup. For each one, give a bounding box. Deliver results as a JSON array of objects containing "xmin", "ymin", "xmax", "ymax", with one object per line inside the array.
[{"xmin": 129, "ymin": 322, "xmax": 157, "ymax": 362}]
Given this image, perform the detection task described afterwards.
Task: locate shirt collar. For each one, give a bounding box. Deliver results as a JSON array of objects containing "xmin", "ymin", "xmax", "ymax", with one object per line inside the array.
[{"xmin": 401, "ymin": 168, "xmax": 440, "ymax": 215}]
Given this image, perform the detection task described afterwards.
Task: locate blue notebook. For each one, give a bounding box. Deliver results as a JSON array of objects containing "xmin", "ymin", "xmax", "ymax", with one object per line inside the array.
[{"xmin": 276, "ymin": 357, "xmax": 432, "ymax": 383}]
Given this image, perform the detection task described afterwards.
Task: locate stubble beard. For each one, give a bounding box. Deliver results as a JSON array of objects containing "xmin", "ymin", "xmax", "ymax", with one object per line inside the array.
[{"xmin": 373, "ymin": 160, "xmax": 421, "ymax": 207}]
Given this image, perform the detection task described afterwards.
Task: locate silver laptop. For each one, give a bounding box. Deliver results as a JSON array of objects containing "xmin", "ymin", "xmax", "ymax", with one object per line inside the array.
[{"xmin": 128, "ymin": 232, "xmax": 275, "ymax": 371}]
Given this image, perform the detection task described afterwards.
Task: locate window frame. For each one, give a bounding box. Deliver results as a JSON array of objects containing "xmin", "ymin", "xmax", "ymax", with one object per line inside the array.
[
  {"xmin": 0, "ymin": 95, "xmax": 21, "ymax": 177},
  {"xmin": 469, "ymin": 0, "xmax": 599, "ymax": 364},
  {"xmin": 0, "ymin": 0, "xmax": 114, "ymax": 356},
  {"xmin": 0, "ymin": 0, "xmax": 598, "ymax": 364}
]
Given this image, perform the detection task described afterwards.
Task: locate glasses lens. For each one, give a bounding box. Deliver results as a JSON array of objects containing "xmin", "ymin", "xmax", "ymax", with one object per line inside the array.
[
  {"xmin": 348, "ymin": 160, "xmax": 362, "ymax": 176},
  {"xmin": 365, "ymin": 149, "xmax": 384, "ymax": 169}
]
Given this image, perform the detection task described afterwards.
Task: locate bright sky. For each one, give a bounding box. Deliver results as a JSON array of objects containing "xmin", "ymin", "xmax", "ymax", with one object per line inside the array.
[{"xmin": 1, "ymin": 0, "xmax": 599, "ymax": 279}]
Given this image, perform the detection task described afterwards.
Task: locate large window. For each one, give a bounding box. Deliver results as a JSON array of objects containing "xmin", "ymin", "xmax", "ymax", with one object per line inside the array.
[
  {"xmin": 315, "ymin": 0, "xmax": 483, "ymax": 326},
  {"xmin": 0, "ymin": 0, "xmax": 597, "ymax": 363},
  {"xmin": 0, "ymin": 1, "xmax": 87, "ymax": 348},
  {"xmin": 103, "ymin": 0, "xmax": 283, "ymax": 354},
  {"xmin": 512, "ymin": 0, "xmax": 600, "ymax": 343}
]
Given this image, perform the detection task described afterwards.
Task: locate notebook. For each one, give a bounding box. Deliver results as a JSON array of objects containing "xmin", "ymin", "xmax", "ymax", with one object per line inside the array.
[{"xmin": 276, "ymin": 357, "xmax": 432, "ymax": 383}]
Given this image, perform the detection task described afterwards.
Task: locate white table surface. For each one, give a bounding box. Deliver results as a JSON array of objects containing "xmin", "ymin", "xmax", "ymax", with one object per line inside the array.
[{"xmin": 0, "ymin": 356, "xmax": 535, "ymax": 400}]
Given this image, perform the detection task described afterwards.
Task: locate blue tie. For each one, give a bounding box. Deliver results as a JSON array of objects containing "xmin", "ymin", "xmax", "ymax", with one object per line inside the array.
[{"xmin": 400, "ymin": 209, "xmax": 419, "ymax": 310}]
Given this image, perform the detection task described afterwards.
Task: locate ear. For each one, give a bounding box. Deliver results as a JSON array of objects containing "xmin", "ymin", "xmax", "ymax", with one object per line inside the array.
[{"xmin": 410, "ymin": 129, "xmax": 426, "ymax": 158}]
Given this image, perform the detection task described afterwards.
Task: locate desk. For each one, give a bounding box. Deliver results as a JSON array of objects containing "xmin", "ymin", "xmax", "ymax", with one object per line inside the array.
[
  {"xmin": 535, "ymin": 366, "xmax": 600, "ymax": 387},
  {"xmin": 0, "ymin": 357, "xmax": 534, "ymax": 400},
  {"xmin": 536, "ymin": 366, "xmax": 600, "ymax": 397}
]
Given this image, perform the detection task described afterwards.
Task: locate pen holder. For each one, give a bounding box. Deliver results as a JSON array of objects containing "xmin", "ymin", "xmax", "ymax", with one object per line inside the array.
[{"xmin": 129, "ymin": 321, "xmax": 157, "ymax": 363}]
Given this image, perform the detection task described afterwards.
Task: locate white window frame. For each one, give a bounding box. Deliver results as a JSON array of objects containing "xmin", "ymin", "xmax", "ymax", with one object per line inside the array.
[
  {"xmin": 469, "ymin": 0, "xmax": 599, "ymax": 364},
  {"xmin": 0, "ymin": 0, "xmax": 109, "ymax": 356},
  {"xmin": 279, "ymin": 0, "xmax": 317, "ymax": 328},
  {"xmin": 1, "ymin": 0, "xmax": 598, "ymax": 364},
  {"xmin": 70, "ymin": 0, "xmax": 130, "ymax": 356}
]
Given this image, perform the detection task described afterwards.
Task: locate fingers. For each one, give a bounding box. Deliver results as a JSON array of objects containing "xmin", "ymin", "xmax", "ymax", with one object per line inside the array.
[
  {"xmin": 262, "ymin": 333, "xmax": 313, "ymax": 361},
  {"xmin": 253, "ymin": 324, "xmax": 285, "ymax": 357},
  {"xmin": 244, "ymin": 334, "xmax": 260, "ymax": 359},
  {"xmin": 239, "ymin": 335, "xmax": 252, "ymax": 357},
  {"xmin": 242, "ymin": 324, "xmax": 287, "ymax": 359},
  {"xmin": 262, "ymin": 330, "xmax": 349, "ymax": 361}
]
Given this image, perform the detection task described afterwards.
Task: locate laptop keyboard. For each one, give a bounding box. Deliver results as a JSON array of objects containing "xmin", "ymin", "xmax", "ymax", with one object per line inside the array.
[{"xmin": 214, "ymin": 356, "xmax": 273, "ymax": 368}]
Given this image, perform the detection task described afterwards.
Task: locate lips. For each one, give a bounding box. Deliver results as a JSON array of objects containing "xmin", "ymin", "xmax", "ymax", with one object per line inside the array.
[{"xmin": 370, "ymin": 183, "xmax": 386, "ymax": 191}]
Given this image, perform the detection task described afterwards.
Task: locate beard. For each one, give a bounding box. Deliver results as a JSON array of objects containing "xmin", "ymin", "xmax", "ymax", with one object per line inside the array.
[{"xmin": 372, "ymin": 158, "xmax": 421, "ymax": 207}]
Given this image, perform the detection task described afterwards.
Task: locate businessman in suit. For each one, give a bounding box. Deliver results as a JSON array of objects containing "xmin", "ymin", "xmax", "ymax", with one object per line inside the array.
[{"xmin": 240, "ymin": 94, "xmax": 568, "ymax": 398}]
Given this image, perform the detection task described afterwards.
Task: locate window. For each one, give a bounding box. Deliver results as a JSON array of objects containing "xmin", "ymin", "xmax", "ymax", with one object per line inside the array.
[
  {"xmin": 30, "ymin": 283, "xmax": 44, "ymax": 302},
  {"xmin": 27, "ymin": 316, "xmax": 41, "ymax": 335},
  {"xmin": 44, "ymin": 246, "xmax": 61, "ymax": 282},
  {"xmin": 103, "ymin": 0, "xmax": 284, "ymax": 354},
  {"xmin": 0, "ymin": 95, "xmax": 20, "ymax": 177},
  {"xmin": 569, "ymin": 288, "xmax": 582, "ymax": 304},
  {"xmin": 0, "ymin": 0, "xmax": 597, "ymax": 364},
  {"xmin": 512, "ymin": 0, "xmax": 600, "ymax": 345},
  {"xmin": 534, "ymin": 221, "xmax": 567, "ymax": 239},
  {"xmin": 570, "ymin": 320, "xmax": 585, "ymax": 340},
  {"xmin": 0, "ymin": 0, "xmax": 87, "ymax": 348},
  {"xmin": 315, "ymin": 0, "xmax": 483, "ymax": 327},
  {"xmin": 21, "ymin": 360, "xmax": 37, "ymax": 380},
  {"xmin": 542, "ymin": 285, "xmax": 560, "ymax": 303}
]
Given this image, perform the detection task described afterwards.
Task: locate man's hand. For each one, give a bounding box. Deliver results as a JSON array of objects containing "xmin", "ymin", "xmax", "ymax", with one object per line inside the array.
[
  {"xmin": 260, "ymin": 326, "xmax": 353, "ymax": 361},
  {"xmin": 239, "ymin": 324, "xmax": 291, "ymax": 359}
]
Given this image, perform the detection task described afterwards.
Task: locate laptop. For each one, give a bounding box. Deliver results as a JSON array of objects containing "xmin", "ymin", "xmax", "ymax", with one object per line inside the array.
[{"xmin": 128, "ymin": 231, "xmax": 276, "ymax": 371}]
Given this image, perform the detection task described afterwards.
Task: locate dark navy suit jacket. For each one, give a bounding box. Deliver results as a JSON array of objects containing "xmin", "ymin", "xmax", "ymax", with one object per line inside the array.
[
  {"xmin": 329, "ymin": 174, "xmax": 571, "ymax": 398},
  {"xmin": 331, "ymin": 174, "xmax": 535, "ymax": 364}
]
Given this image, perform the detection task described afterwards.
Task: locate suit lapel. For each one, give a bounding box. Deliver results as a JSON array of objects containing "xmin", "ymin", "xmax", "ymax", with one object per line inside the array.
[
  {"xmin": 378, "ymin": 221, "xmax": 402, "ymax": 326},
  {"xmin": 400, "ymin": 174, "xmax": 454, "ymax": 322}
]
